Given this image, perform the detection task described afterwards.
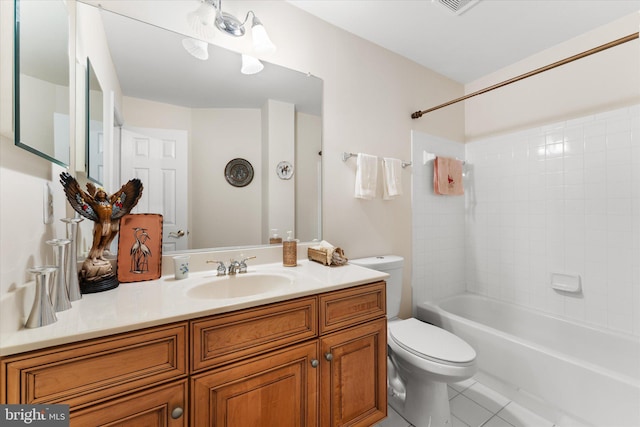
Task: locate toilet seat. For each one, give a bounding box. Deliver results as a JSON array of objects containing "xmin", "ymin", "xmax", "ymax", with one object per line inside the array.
[{"xmin": 389, "ymin": 318, "xmax": 476, "ymax": 366}]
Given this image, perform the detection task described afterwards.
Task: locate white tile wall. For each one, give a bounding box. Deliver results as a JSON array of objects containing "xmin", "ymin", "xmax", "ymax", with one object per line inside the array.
[
  {"xmin": 412, "ymin": 105, "xmax": 639, "ymax": 335},
  {"xmin": 411, "ymin": 132, "xmax": 467, "ymax": 309},
  {"xmin": 465, "ymin": 104, "xmax": 640, "ymax": 336}
]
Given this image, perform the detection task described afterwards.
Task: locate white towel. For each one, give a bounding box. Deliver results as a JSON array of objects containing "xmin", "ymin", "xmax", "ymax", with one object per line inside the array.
[
  {"xmin": 354, "ymin": 153, "xmax": 378, "ymax": 199},
  {"xmin": 382, "ymin": 157, "xmax": 403, "ymax": 200}
]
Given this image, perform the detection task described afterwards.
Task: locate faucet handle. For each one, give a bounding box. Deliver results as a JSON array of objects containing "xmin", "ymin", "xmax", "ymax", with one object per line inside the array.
[
  {"xmin": 239, "ymin": 256, "xmax": 256, "ymax": 273},
  {"xmin": 206, "ymin": 260, "xmax": 227, "ymax": 276}
]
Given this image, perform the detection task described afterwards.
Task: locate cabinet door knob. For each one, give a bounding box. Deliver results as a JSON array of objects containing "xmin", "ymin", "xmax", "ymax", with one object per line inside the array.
[
  {"xmin": 324, "ymin": 352, "xmax": 333, "ymax": 361},
  {"xmin": 171, "ymin": 407, "xmax": 184, "ymax": 419},
  {"xmin": 310, "ymin": 359, "xmax": 319, "ymax": 368}
]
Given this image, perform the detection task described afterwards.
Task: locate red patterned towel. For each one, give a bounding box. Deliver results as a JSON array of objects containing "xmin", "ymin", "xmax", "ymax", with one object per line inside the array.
[{"xmin": 434, "ymin": 157, "xmax": 464, "ymax": 195}]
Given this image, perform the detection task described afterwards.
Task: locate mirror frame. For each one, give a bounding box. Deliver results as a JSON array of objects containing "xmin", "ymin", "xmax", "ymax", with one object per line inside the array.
[
  {"xmin": 86, "ymin": 58, "xmax": 104, "ymax": 184},
  {"xmin": 13, "ymin": 0, "xmax": 71, "ymax": 168}
]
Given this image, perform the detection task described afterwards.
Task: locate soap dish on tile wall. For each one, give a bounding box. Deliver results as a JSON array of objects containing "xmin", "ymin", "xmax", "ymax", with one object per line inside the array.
[{"xmin": 551, "ymin": 273, "xmax": 581, "ymax": 293}]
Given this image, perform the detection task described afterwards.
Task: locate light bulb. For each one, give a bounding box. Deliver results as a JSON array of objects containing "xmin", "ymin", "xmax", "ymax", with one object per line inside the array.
[
  {"xmin": 241, "ymin": 54, "xmax": 264, "ymax": 75},
  {"xmin": 251, "ymin": 16, "xmax": 276, "ymax": 54}
]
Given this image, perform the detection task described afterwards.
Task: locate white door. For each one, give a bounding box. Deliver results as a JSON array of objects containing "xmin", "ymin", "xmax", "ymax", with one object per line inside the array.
[
  {"xmin": 121, "ymin": 127, "xmax": 188, "ymax": 252},
  {"xmin": 88, "ymin": 119, "xmax": 104, "ymax": 183}
]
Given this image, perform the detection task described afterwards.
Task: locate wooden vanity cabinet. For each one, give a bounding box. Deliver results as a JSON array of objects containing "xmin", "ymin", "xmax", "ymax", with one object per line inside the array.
[
  {"xmin": 71, "ymin": 379, "xmax": 188, "ymax": 426},
  {"xmin": 190, "ymin": 281, "xmax": 387, "ymax": 427},
  {"xmin": 0, "ymin": 323, "xmax": 188, "ymax": 412},
  {"xmin": 319, "ymin": 282, "xmax": 387, "ymax": 427},
  {"xmin": 191, "ymin": 341, "xmax": 319, "ymax": 427},
  {"xmin": 191, "ymin": 296, "xmax": 318, "ymax": 372},
  {"xmin": 1, "ymin": 281, "xmax": 386, "ymax": 427}
]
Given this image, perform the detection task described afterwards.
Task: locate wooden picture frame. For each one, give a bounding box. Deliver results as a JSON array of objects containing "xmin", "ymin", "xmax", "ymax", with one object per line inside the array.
[{"xmin": 117, "ymin": 213, "xmax": 163, "ymax": 283}]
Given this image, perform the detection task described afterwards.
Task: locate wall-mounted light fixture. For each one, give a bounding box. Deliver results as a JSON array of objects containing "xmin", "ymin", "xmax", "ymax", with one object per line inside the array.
[
  {"xmin": 182, "ymin": 37, "xmax": 209, "ymax": 60},
  {"xmin": 185, "ymin": 0, "xmax": 276, "ymax": 68},
  {"xmin": 240, "ymin": 54, "xmax": 264, "ymax": 75}
]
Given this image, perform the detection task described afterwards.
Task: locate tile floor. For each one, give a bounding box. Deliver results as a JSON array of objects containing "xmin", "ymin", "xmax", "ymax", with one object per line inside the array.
[{"xmin": 374, "ymin": 377, "xmax": 556, "ymax": 427}]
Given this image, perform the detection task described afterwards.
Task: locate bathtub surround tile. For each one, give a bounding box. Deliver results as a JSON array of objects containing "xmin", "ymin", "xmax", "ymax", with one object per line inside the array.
[
  {"xmin": 462, "ymin": 104, "xmax": 640, "ymax": 337},
  {"xmin": 411, "ymin": 131, "xmax": 467, "ymax": 305}
]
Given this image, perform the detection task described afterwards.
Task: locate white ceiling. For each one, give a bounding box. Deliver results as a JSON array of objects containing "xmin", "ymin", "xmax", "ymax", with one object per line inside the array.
[
  {"xmin": 287, "ymin": 0, "xmax": 640, "ymax": 84},
  {"xmin": 96, "ymin": 5, "xmax": 323, "ymax": 114}
]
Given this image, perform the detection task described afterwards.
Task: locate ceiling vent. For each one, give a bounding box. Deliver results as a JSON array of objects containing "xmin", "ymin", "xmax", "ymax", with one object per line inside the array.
[{"xmin": 434, "ymin": 0, "xmax": 481, "ymax": 15}]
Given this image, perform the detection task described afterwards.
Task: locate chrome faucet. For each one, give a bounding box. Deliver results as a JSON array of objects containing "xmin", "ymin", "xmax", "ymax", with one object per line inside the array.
[
  {"xmin": 206, "ymin": 260, "xmax": 227, "ymax": 276},
  {"xmin": 238, "ymin": 256, "xmax": 256, "ymax": 273},
  {"xmin": 227, "ymin": 259, "xmax": 241, "ymax": 275},
  {"xmin": 206, "ymin": 256, "xmax": 257, "ymax": 276}
]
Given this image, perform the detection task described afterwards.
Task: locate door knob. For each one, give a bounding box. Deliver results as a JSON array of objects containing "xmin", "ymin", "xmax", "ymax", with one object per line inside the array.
[
  {"xmin": 171, "ymin": 407, "xmax": 183, "ymax": 419},
  {"xmin": 310, "ymin": 359, "xmax": 319, "ymax": 368},
  {"xmin": 324, "ymin": 352, "xmax": 333, "ymax": 361},
  {"xmin": 168, "ymin": 230, "xmax": 186, "ymax": 238}
]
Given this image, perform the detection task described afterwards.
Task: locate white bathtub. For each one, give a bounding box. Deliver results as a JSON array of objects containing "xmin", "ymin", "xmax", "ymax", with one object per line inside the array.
[{"xmin": 417, "ymin": 293, "xmax": 640, "ymax": 427}]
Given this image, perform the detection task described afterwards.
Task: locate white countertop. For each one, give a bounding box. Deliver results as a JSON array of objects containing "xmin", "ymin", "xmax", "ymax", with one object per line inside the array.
[{"xmin": 0, "ymin": 260, "xmax": 388, "ymax": 356}]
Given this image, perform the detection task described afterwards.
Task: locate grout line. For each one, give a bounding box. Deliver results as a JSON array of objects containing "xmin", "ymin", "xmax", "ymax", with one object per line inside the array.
[
  {"xmin": 461, "ymin": 391, "xmax": 511, "ymax": 415},
  {"xmin": 480, "ymin": 414, "xmax": 516, "ymax": 427},
  {"xmin": 453, "ymin": 414, "xmax": 471, "ymax": 427}
]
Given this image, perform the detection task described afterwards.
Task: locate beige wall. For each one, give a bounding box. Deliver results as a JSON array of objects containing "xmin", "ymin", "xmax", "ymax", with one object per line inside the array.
[
  {"xmin": 295, "ymin": 112, "xmax": 322, "ymax": 242},
  {"xmin": 464, "ymin": 12, "xmax": 640, "ymax": 140},
  {"xmin": 0, "ymin": 0, "xmax": 465, "ymax": 322},
  {"xmin": 121, "ymin": 97, "xmax": 319, "ymax": 248},
  {"xmin": 192, "ymin": 107, "xmax": 263, "ymax": 247}
]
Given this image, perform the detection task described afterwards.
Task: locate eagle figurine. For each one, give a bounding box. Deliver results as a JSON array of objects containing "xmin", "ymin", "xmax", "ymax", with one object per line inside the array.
[{"xmin": 60, "ymin": 172, "xmax": 143, "ymax": 261}]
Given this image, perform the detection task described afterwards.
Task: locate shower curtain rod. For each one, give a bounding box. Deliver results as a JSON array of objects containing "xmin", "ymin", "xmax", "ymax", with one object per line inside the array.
[{"xmin": 411, "ymin": 32, "xmax": 639, "ymax": 119}]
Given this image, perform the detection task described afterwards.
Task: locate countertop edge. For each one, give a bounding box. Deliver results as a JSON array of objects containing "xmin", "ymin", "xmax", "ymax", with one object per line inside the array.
[{"xmin": 1, "ymin": 262, "xmax": 388, "ymax": 357}]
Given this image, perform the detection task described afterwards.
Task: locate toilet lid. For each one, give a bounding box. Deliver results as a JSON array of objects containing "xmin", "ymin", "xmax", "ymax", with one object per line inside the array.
[{"xmin": 389, "ymin": 318, "xmax": 476, "ymax": 365}]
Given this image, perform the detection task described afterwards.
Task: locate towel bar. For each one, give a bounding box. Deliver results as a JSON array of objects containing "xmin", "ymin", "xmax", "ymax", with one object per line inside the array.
[
  {"xmin": 422, "ymin": 151, "xmax": 466, "ymax": 165},
  {"xmin": 342, "ymin": 152, "xmax": 412, "ymax": 168}
]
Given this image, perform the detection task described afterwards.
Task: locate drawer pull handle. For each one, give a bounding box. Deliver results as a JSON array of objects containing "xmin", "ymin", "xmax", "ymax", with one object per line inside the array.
[
  {"xmin": 171, "ymin": 407, "xmax": 184, "ymax": 419},
  {"xmin": 325, "ymin": 352, "xmax": 333, "ymax": 361},
  {"xmin": 310, "ymin": 359, "xmax": 319, "ymax": 368}
]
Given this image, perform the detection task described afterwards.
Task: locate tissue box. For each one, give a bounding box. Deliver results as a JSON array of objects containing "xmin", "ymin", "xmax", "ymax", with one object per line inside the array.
[
  {"xmin": 308, "ymin": 248, "xmax": 331, "ymax": 265},
  {"xmin": 307, "ymin": 247, "xmax": 348, "ymax": 266}
]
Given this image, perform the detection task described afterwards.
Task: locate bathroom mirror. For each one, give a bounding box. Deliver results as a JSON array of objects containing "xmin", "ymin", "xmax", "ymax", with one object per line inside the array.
[
  {"xmin": 14, "ymin": 0, "xmax": 71, "ymax": 167},
  {"xmin": 77, "ymin": 3, "xmax": 322, "ymax": 253},
  {"xmin": 86, "ymin": 59, "xmax": 104, "ymax": 184}
]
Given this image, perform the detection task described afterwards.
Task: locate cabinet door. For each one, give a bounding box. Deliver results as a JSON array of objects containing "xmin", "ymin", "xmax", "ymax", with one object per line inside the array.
[
  {"xmin": 1, "ymin": 323, "xmax": 187, "ymax": 410},
  {"xmin": 70, "ymin": 379, "xmax": 187, "ymax": 426},
  {"xmin": 320, "ymin": 318, "xmax": 387, "ymax": 427},
  {"xmin": 191, "ymin": 341, "xmax": 318, "ymax": 427}
]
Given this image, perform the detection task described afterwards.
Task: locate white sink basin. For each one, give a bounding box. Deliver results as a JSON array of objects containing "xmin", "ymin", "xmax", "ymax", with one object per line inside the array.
[{"xmin": 186, "ymin": 272, "xmax": 295, "ymax": 300}]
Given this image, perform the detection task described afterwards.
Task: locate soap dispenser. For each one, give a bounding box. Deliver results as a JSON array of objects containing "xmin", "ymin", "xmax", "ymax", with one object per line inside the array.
[
  {"xmin": 283, "ymin": 231, "xmax": 297, "ymax": 267},
  {"xmin": 269, "ymin": 229, "xmax": 282, "ymax": 244}
]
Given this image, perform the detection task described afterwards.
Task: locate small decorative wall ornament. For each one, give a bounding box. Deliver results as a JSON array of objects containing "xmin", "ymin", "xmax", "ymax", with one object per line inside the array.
[
  {"xmin": 116, "ymin": 214, "xmax": 163, "ymax": 283},
  {"xmin": 276, "ymin": 161, "xmax": 294, "ymax": 180},
  {"xmin": 60, "ymin": 172, "xmax": 143, "ymax": 293},
  {"xmin": 224, "ymin": 158, "xmax": 254, "ymax": 187}
]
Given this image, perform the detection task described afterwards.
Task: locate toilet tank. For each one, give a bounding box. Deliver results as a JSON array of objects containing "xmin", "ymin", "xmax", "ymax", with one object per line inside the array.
[{"xmin": 349, "ymin": 255, "xmax": 404, "ymax": 318}]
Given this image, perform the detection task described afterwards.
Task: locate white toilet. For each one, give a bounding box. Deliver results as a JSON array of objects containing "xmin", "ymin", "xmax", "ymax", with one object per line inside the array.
[{"xmin": 350, "ymin": 256, "xmax": 477, "ymax": 427}]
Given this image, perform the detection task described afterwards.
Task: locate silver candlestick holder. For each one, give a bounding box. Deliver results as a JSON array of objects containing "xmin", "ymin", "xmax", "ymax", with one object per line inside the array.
[
  {"xmin": 61, "ymin": 217, "xmax": 84, "ymax": 301},
  {"xmin": 46, "ymin": 238, "xmax": 72, "ymax": 312},
  {"xmin": 25, "ymin": 266, "xmax": 58, "ymax": 328}
]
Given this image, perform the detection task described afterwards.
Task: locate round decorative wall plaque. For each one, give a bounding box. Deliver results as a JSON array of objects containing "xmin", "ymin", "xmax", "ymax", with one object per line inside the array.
[
  {"xmin": 224, "ymin": 158, "xmax": 254, "ymax": 187},
  {"xmin": 276, "ymin": 161, "xmax": 294, "ymax": 180}
]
